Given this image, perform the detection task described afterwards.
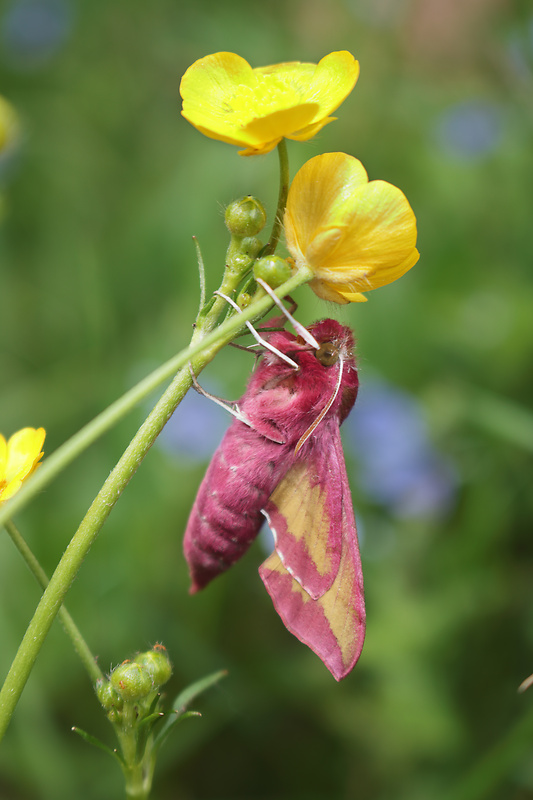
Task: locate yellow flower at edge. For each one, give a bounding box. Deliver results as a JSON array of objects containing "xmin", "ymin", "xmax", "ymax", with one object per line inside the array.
[
  {"xmin": 284, "ymin": 152, "xmax": 420, "ymax": 303},
  {"xmin": 0, "ymin": 95, "xmax": 20, "ymax": 154},
  {"xmin": 180, "ymin": 51, "xmax": 359, "ymax": 156},
  {"xmin": 0, "ymin": 427, "xmax": 46, "ymax": 504}
]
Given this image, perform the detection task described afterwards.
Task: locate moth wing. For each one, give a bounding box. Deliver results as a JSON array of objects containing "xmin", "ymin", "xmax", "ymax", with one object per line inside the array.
[
  {"xmin": 259, "ymin": 425, "xmax": 365, "ymax": 681},
  {"xmin": 262, "ymin": 421, "xmax": 348, "ymax": 599}
]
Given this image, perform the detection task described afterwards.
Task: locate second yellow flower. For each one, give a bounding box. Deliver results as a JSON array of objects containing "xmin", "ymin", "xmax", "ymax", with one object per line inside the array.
[{"xmin": 284, "ymin": 152, "xmax": 420, "ymax": 303}]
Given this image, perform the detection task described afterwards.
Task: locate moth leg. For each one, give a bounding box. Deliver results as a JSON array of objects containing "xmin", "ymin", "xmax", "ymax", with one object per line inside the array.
[
  {"xmin": 188, "ymin": 363, "xmax": 252, "ymax": 427},
  {"xmin": 187, "ymin": 363, "xmax": 286, "ymax": 444},
  {"xmin": 228, "ymin": 341, "xmax": 262, "ymax": 355},
  {"xmin": 215, "ymin": 290, "xmax": 299, "ymax": 370}
]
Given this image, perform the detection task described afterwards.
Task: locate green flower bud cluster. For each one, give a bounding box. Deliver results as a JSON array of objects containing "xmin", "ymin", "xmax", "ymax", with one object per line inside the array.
[
  {"xmin": 97, "ymin": 644, "xmax": 172, "ymax": 725},
  {"xmin": 224, "ymin": 196, "xmax": 266, "ymax": 276},
  {"xmin": 77, "ymin": 649, "xmax": 225, "ymax": 800}
]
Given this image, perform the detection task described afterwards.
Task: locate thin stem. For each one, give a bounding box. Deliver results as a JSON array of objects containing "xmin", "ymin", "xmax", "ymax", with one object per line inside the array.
[
  {"xmin": 0, "ymin": 266, "xmax": 312, "ymax": 741},
  {"xmin": 3, "ymin": 521, "xmax": 103, "ymax": 686},
  {"xmin": 264, "ymin": 139, "xmax": 290, "ymax": 256},
  {"xmin": 193, "ymin": 236, "xmax": 206, "ymax": 313},
  {"xmin": 0, "ymin": 268, "xmax": 311, "ymax": 531}
]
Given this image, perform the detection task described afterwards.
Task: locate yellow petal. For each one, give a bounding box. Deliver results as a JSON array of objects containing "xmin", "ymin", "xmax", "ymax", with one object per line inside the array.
[
  {"xmin": 180, "ymin": 52, "xmax": 259, "ymax": 144},
  {"xmin": 309, "ymin": 278, "xmax": 368, "ymax": 304},
  {"xmin": 0, "ymin": 95, "xmax": 19, "ymax": 153},
  {"xmin": 285, "ymin": 153, "xmax": 369, "ymax": 265},
  {"xmin": 0, "ymin": 435, "xmax": 7, "ymax": 481},
  {"xmin": 311, "ymin": 180, "xmax": 418, "ymax": 276},
  {"xmin": 0, "ymin": 427, "xmax": 46, "ymax": 503},
  {"xmin": 258, "ymin": 51, "xmax": 359, "ymax": 124},
  {"xmin": 299, "ymin": 51, "xmax": 360, "ymax": 116},
  {"xmin": 6, "ymin": 427, "xmax": 46, "ymax": 482},
  {"xmin": 243, "ymin": 104, "xmax": 319, "ymax": 148}
]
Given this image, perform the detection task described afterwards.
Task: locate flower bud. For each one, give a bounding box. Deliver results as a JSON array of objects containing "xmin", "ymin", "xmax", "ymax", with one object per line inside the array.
[
  {"xmin": 237, "ymin": 291, "xmax": 252, "ymax": 309},
  {"xmin": 225, "ymin": 196, "xmax": 266, "ymax": 237},
  {"xmin": 253, "ymin": 256, "xmax": 293, "ymax": 288},
  {"xmin": 97, "ymin": 679, "xmax": 123, "ymax": 711},
  {"xmin": 134, "ymin": 646, "xmax": 172, "ymax": 688},
  {"xmin": 228, "ymin": 253, "xmax": 253, "ymax": 273},
  {"xmin": 240, "ymin": 236, "xmax": 263, "ymax": 259},
  {"xmin": 110, "ymin": 660, "xmax": 153, "ymax": 701}
]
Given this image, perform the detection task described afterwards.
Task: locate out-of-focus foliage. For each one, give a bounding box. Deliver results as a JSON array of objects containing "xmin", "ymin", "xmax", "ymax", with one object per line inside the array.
[{"xmin": 1, "ymin": 0, "xmax": 533, "ymax": 799}]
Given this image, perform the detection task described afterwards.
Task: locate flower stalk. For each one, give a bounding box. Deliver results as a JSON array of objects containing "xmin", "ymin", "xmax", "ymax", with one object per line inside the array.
[
  {"xmin": 3, "ymin": 520, "xmax": 103, "ymax": 684},
  {"xmin": 0, "ymin": 266, "xmax": 311, "ymax": 741},
  {"xmin": 264, "ymin": 139, "xmax": 290, "ymax": 257}
]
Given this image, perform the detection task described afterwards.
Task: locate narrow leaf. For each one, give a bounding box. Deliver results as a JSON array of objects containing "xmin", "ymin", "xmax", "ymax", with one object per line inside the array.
[
  {"xmin": 172, "ymin": 669, "xmax": 227, "ymax": 714},
  {"xmin": 71, "ymin": 726, "xmax": 125, "ymax": 766},
  {"xmin": 153, "ymin": 710, "xmax": 201, "ymax": 752}
]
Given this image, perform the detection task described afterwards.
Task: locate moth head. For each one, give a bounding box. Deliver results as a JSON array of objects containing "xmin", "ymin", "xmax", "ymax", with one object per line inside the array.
[{"xmin": 315, "ymin": 341, "xmax": 340, "ymax": 367}]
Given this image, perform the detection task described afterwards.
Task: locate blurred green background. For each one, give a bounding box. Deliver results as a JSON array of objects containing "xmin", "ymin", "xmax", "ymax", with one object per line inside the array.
[{"xmin": 1, "ymin": 0, "xmax": 533, "ymax": 798}]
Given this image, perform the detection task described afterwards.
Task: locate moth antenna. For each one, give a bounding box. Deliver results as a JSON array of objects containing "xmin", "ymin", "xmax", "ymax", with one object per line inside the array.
[
  {"xmin": 255, "ymin": 278, "xmax": 320, "ymax": 350},
  {"xmin": 215, "ymin": 290, "xmax": 299, "ymax": 370},
  {"xmin": 294, "ymin": 357, "xmax": 345, "ymax": 455}
]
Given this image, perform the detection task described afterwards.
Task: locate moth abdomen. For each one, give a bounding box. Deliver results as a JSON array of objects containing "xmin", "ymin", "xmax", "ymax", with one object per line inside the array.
[{"xmin": 183, "ymin": 421, "xmax": 293, "ymax": 592}]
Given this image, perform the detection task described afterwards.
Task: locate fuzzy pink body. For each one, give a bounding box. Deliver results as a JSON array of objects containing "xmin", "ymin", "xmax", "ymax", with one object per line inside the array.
[
  {"xmin": 183, "ymin": 423, "xmax": 294, "ymax": 592},
  {"xmin": 183, "ymin": 319, "xmax": 365, "ymax": 679}
]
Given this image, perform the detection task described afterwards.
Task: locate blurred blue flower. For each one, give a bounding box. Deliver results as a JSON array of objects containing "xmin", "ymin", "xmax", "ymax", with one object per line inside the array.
[
  {"xmin": 434, "ymin": 100, "xmax": 504, "ymax": 160},
  {"xmin": 158, "ymin": 381, "xmax": 229, "ymax": 463},
  {"xmin": 346, "ymin": 379, "xmax": 457, "ymax": 519},
  {"xmin": 1, "ymin": 0, "xmax": 72, "ymax": 68}
]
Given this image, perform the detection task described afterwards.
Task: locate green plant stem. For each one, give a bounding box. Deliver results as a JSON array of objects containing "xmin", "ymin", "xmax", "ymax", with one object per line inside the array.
[
  {"xmin": 0, "ymin": 267, "xmax": 312, "ymax": 742},
  {"xmin": 264, "ymin": 139, "xmax": 290, "ymax": 256},
  {"xmin": 0, "ymin": 268, "xmax": 310, "ymax": 532},
  {"xmin": 3, "ymin": 520, "xmax": 103, "ymax": 686}
]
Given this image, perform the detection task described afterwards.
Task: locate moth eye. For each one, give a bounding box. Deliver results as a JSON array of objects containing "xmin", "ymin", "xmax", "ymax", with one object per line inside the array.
[{"xmin": 316, "ymin": 341, "xmax": 339, "ymax": 366}]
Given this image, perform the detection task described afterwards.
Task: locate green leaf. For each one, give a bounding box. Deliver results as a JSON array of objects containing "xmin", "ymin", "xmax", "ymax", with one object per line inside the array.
[
  {"xmin": 153, "ymin": 710, "xmax": 201, "ymax": 753},
  {"xmin": 71, "ymin": 726, "xmax": 125, "ymax": 767},
  {"xmin": 152, "ymin": 669, "xmax": 227, "ymax": 752},
  {"xmin": 172, "ymin": 669, "xmax": 227, "ymax": 714}
]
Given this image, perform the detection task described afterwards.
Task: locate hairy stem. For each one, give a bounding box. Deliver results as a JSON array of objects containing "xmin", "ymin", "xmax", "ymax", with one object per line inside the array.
[
  {"xmin": 264, "ymin": 139, "xmax": 290, "ymax": 256},
  {"xmin": 0, "ymin": 267, "xmax": 312, "ymax": 741},
  {"xmin": 0, "ymin": 269, "xmax": 310, "ymax": 531},
  {"xmin": 3, "ymin": 521, "xmax": 103, "ymax": 685}
]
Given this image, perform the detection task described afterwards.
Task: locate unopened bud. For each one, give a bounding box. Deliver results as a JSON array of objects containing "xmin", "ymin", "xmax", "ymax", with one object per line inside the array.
[
  {"xmin": 134, "ymin": 646, "xmax": 172, "ymax": 688},
  {"xmin": 237, "ymin": 291, "xmax": 252, "ymax": 309},
  {"xmin": 240, "ymin": 236, "xmax": 263, "ymax": 259},
  {"xmin": 253, "ymin": 256, "xmax": 293, "ymax": 288},
  {"xmin": 110, "ymin": 661, "xmax": 153, "ymax": 701},
  {"xmin": 225, "ymin": 196, "xmax": 266, "ymax": 237},
  {"xmin": 97, "ymin": 679, "xmax": 123, "ymax": 711}
]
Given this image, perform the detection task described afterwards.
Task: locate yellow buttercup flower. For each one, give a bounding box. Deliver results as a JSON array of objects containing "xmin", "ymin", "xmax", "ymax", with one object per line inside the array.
[
  {"xmin": 284, "ymin": 152, "xmax": 419, "ymax": 303},
  {"xmin": 180, "ymin": 51, "xmax": 359, "ymax": 156},
  {"xmin": 0, "ymin": 95, "xmax": 19, "ymax": 154},
  {"xmin": 0, "ymin": 428, "xmax": 46, "ymax": 504}
]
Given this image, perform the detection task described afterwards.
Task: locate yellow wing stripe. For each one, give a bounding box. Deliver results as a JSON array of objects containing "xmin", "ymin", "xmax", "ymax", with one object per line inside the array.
[
  {"xmin": 262, "ymin": 535, "xmax": 360, "ymax": 671},
  {"xmin": 269, "ymin": 460, "xmax": 333, "ymax": 578}
]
